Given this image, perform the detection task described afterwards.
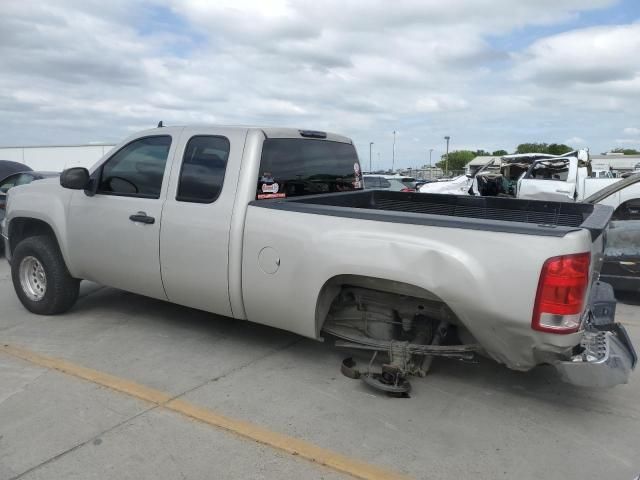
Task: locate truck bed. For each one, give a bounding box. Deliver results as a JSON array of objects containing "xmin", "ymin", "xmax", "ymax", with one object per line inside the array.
[{"xmin": 250, "ymin": 190, "xmax": 613, "ymax": 238}]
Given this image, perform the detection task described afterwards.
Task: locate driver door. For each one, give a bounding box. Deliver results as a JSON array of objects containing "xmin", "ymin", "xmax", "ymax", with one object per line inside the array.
[
  {"xmin": 517, "ymin": 157, "xmax": 577, "ymax": 201},
  {"xmin": 66, "ymin": 133, "xmax": 179, "ymax": 299}
]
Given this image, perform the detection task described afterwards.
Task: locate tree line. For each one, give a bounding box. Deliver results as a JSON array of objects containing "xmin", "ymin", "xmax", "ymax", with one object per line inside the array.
[{"xmin": 436, "ymin": 144, "xmax": 640, "ymax": 172}]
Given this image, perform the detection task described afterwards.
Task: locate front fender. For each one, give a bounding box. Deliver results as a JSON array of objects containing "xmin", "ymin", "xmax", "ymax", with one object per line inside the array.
[{"xmin": 6, "ymin": 181, "xmax": 75, "ymax": 274}]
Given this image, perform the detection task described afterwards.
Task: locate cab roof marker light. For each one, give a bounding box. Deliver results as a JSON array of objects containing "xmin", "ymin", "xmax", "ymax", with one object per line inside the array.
[{"xmin": 299, "ymin": 130, "xmax": 327, "ymax": 139}]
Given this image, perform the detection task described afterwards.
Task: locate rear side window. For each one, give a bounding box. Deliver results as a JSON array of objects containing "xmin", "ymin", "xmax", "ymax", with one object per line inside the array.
[
  {"xmin": 99, "ymin": 136, "xmax": 171, "ymax": 198},
  {"xmin": 177, "ymin": 136, "xmax": 230, "ymax": 203},
  {"xmin": 256, "ymin": 138, "xmax": 362, "ymax": 199},
  {"xmin": 364, "ymin": 176, "xmax": 380, "ymax": 188},
  {"xmin": 401, "ymin": 177, "xmax": 416, "ymax": 188}
]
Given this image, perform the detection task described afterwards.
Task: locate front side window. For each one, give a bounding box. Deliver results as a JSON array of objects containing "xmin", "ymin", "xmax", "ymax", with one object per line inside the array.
[
  {"xmin": 256, "ymin": 138, "xmax": 362, "ymax": 199},
  {"xmin": 527, "ymin": 160, "xmax": 570, "ymax": 181},
  {"xmin": 177, "ymin": 136, "xmax": 230, "ymax": 203},
  {"xmin": 98, "ymin": 136, "xmax": 172, "ymax": 198}
]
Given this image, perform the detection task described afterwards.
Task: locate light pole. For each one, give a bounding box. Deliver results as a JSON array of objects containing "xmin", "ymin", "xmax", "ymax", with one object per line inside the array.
[
  {"xmin": 369, "ymin": 142, "xmax": 374, "ymax": 173},
  {"xmin": 392, "ymin": 131, "xmax": 396, "ymax": 173},
  {"xmin": 429, "ymin": 148, "xmax": 434, "ymax": 179},
  {"xmin": 444, "ymin": 136, "xmax": 451, "ymax": 176}
]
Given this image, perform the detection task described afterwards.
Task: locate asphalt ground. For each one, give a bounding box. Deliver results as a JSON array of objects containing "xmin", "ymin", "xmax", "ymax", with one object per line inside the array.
[{"xmin": 1, "ymin": 259, "xmax": 639, "ymax": 480}]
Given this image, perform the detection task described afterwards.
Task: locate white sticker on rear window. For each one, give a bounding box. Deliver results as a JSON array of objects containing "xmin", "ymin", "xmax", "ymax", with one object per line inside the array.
[{"xmin": 261, "ymin": 182, "xmax": 279, "ymax": 194}]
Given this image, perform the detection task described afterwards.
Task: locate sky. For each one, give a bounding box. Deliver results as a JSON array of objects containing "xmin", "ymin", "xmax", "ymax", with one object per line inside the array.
[{"xmin": 0, "ymin": 0, "xmax": 639, "ymax": 170}]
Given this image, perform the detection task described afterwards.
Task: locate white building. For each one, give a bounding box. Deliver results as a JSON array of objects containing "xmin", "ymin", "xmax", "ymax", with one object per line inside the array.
[
  {"xmin": 0, "ymin": 144, "xmax": 115, "ymax": 171},
  {"xmin": 465, "ymin": 156, "xmax": 499, "ymax": 175},
  {"xmin": 591, "ymin": 154, "xmax": 640, "ymax": 173}
]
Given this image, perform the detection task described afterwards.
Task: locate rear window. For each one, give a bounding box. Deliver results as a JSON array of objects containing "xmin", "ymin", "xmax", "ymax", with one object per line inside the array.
[
  {"xmin": 400, "ymin": 177, "xmax": 416, "ymax": 188},
  {"xmin": 256, "ymin": 138, "xmax": 362, "ymax": 199}
]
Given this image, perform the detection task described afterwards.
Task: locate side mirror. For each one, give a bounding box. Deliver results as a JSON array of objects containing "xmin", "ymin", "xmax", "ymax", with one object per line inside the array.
[{"xmin": 60, "ymin": 167, "xmax": 90, "ymax": 190}]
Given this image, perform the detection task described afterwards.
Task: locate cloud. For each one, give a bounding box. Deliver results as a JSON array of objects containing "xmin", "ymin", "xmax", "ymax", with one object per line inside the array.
[
  {"xmin": 614, "ymin": 138, "xmax": 640, "ymax": 145},
  {"xmin": 0, "ymin": 0, "xmax": 635, "ymax": 168},
  {"xmin": 624, "ymin": 127, "xmax": 640, "ymax": 136},
  {"xmin": 513, "ymin": 23, "xmax": 640, "ymax": 87}
]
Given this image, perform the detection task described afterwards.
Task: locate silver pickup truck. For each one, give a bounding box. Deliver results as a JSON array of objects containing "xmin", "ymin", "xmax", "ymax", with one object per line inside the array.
[{"xmin": 2, "ymin": 126, "xmax": 636, "ymax": 391}]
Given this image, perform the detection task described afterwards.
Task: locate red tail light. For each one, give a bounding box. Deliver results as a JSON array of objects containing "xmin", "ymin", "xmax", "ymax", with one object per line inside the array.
[
  {"xmin": 401, "ymin": 188, "xmax": 415, "ymax": 192},
  {"xmin": 532, "ymin": 252, "xmax": 590, "ymax": 334}
]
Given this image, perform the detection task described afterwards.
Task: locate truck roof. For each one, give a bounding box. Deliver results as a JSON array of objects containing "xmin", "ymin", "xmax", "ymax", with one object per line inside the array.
[{"xmin": 131, "ymin": 125, "xmax": 353, "ymax": 144}]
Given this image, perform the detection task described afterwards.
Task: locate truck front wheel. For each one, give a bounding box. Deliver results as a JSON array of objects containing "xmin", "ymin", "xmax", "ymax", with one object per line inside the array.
[{"xmin": 11, "ymin": 235, "xmax": 80, "ymax": 315}]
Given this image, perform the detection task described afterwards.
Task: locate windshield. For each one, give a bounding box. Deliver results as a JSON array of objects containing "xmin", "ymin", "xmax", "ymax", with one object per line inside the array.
[{"xmin": 256, "ymin": 138, "xmax": 362, "ymax": 199}]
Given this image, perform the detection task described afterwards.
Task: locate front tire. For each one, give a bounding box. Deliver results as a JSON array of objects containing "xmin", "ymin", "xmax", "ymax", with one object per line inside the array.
[{"xmin": 11, "ymin": 235, "xmax": 80, "ymax": 314}]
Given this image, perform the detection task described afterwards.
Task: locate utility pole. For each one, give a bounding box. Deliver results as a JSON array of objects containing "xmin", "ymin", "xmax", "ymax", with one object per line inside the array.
[
  {"xmin": 444, "ymin": 136, "xmax": 451, "ymax": 176},
  {"xmin": 392, "ymin": 131, "xmax": 396, "ymax": 173},
  {"xmin": 369, "ymin": 142, "xmax": 374, "ymax": 173},
  {"xmin": 429, "ymin": 148, "xmax": 434, "ymax": 179}
]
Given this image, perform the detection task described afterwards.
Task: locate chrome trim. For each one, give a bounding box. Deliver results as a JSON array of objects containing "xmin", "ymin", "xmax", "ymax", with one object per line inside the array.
[{"xmin": 555, "ymin": 329, "xmax": 635, "ymax": 387}]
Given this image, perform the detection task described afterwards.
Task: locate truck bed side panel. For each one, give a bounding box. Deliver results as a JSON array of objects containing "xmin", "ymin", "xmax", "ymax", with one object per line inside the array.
[{"xmin": 242, "ymin": 206, "xmax": 595, "ymax": 370}]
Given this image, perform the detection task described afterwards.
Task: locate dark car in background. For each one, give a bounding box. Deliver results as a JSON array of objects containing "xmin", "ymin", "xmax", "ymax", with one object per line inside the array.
[
  {"xmin": 0, "ymin": 160, "xmax": 32, "ymax": 181},
  {"xmin": 0, "ymin": 170, "xmax": 59, "ymax": 254}
]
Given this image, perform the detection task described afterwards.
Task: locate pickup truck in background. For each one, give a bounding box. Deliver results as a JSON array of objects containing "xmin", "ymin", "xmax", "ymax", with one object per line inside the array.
[
  {"xmin": 2, "ymin": 126, "xmax": 636, "ymax": 391},
  {"xmin": 586, "ymin": 176, "xmax": 640, "ymax": 293}
]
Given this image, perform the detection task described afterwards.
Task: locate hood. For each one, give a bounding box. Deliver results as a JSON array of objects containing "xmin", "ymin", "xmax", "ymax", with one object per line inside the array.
[{"xmin": 584, "ymin": 173, "xmax": 640, "ymax": 204}]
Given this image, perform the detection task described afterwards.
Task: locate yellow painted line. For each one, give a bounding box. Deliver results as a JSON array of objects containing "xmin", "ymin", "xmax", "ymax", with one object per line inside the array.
[
  {"xmin": 2, "ymin": 344, "xmax": 171, "ymax": 404},
  {"xmin": 1, "ymin": 344, "xmax": 412, "ymax": 480}
]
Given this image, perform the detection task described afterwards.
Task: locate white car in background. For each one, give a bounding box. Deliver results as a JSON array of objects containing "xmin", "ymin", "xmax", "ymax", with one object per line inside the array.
[{"xmin": 418, "ymin": 174, "xmax": 473, "ymax": 195}]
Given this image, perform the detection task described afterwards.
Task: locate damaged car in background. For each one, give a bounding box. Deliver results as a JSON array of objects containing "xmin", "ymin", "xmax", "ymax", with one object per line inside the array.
[{"xmin": 421, "ymin": 150, "xmax": 640, "ymax": 213}]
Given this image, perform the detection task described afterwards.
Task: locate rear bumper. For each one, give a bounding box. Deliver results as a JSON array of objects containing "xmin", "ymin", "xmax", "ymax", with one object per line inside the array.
[
  {"xmin": 554, "ymin": 324, "xmax": 637, "ymax": 387},
  {"xmin": 554, "ymin": 281, "xmax": 637, "ymax": 387}
]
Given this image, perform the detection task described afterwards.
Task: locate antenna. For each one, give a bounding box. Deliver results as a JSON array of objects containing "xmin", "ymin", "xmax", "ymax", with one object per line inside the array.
[{"xmin": 157, "ymin": 121, "xmax": 164, "ymax": 128}]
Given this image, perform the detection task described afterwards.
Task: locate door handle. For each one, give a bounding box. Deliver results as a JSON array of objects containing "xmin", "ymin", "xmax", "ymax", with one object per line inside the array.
[
  {"xmin": 555, "ymin": 189, "xmax": 571, "ymax": 194},
  {"xmin": 129, "ymin": 211, "xmax": 155, "ymax": 224}
]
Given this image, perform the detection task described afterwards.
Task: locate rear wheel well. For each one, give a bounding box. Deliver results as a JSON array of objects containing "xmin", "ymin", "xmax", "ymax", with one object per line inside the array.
[
  {"xmin": 8, "ymin": 218, "xmax": 59, "ymax": 258},
  {"xmin": 315, "ymin": 275, "xmax": 458, "ymax": 337}
]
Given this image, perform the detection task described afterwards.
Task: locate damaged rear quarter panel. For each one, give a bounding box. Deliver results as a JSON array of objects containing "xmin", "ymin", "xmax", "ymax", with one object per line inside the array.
[{"xmin": 241, "ymin": 206, "xmax": 597, "ymax": 370}]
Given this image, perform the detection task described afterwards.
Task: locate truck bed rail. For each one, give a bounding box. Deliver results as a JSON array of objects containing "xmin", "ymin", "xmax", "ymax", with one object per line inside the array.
[{"xmin": 251, "ymin": 190, "xmax": 613, "ymax": 239}]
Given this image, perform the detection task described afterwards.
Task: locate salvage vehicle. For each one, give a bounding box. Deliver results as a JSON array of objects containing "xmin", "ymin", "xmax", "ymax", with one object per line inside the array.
[
  {"xmin": 421, "ymin": 150, "xmax": 640, "ymax": 212},
  {"xmin": 2, "ymin": 126, "xmax": 636, "ymax": 392}
]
